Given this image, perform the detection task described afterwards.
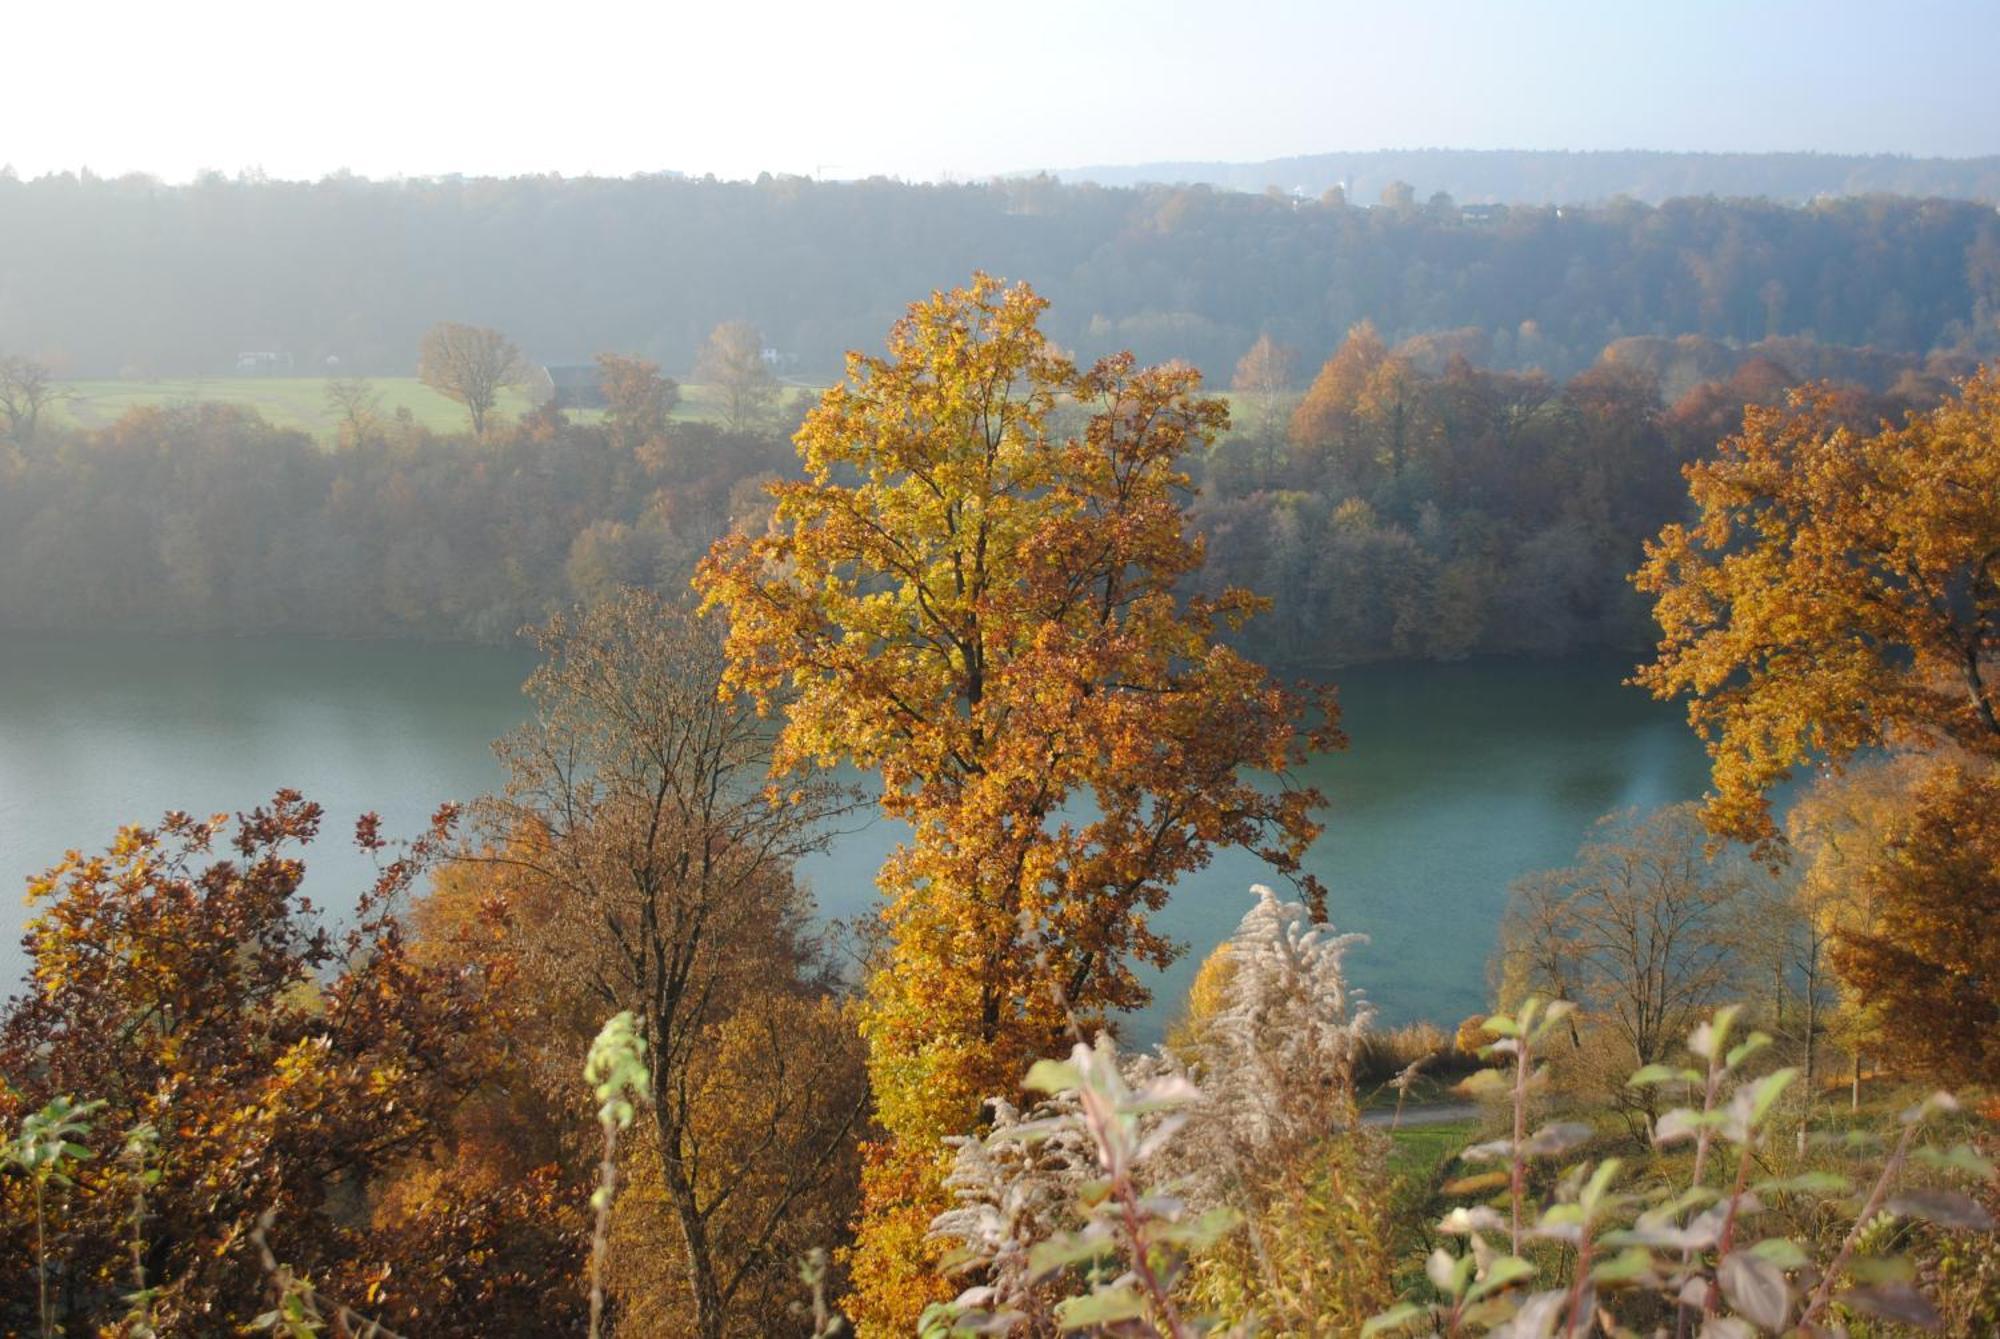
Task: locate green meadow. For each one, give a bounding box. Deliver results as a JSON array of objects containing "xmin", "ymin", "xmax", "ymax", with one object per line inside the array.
[{"xmin": 48, "ymin": 376, "xmax": 806, "ymax": 438}]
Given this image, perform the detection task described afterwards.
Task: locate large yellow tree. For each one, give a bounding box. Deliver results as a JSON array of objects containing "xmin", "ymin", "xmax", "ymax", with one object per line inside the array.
[
  {"xmin": 1634, "ymin": 369, "xmax": 2000, "ymax": 841},
  {"xmin": 695, "ymin": 274, "xmax": 1339, "ymax": 1332}
]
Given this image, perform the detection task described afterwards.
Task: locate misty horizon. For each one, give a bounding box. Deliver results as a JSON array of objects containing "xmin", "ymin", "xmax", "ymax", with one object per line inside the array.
[
  {"xmin": 7, "ymin": 143, "xmax": 2000, "ymax": 189},
  {"xmin": 6, "ymin": 1, "xmax": 1997, "ymax": 185}
]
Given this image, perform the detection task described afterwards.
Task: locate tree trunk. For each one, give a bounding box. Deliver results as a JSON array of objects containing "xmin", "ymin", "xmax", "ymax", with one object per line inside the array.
[
  {"xmin": 656, "ymin": 1108, "xmax": 727, "ymax": 1339},
  {"xmin": 1798, "ymin": 987, "xmax": 1818, "ymax": 1156}
]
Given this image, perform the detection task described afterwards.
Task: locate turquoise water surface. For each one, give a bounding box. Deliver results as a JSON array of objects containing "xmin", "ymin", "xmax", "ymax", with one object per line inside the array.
[{"xmin": 0, "ymin": 634, "xmax": 1708, "ymax": 1037}]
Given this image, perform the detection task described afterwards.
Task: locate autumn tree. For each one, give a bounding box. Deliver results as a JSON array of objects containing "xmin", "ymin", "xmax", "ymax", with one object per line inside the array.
[
  {"xmin": 1230, "ymin": 332, "xmax": 1297, "ymax": 445},
  {"xmin": 594, "ymin": 351, "xmax": 680, "ymax": 453},
  {"xmin": 694, "ymin": 320, "xmax": 780, "ymax": 432},
  {"xmin": 1289, "ymin": 320, "xmax": 1388, "ymax": 488},
  {"xmin": 0, "ymin": 354, "xmax": 66, "ymax": 443},
  {"xmin": 1493, "ymin": 805, "xmax": 1747, "ymax": 1118},
  {"xmin": 1788, "ymin": 754, "xmax": 2000, "ymax": 1089},
  {"xmin": 323, "ymin": 374, "xmax": 382, "ymax": 444},
  {"xmin": 457, "ymin": 589, "xmax": 866, "ymax": 1339},
  {"xmin": 695, "ymin": 274, "xmax": 1340, "ymax": 1333},
  {"xmin": 1732, "ymin": 858, "xmax": 1838, "ymax": 1114},
  {"xmin": 1635, "ymin": 369, "xmax": 2000, "ymax": 840},
  {"xmin": 418, "ymin": 321, "xmax": 527, "ymax": 437},
  {"xmin": 1353, "ymin": 351, "xmax": 1435, "ymax": 485},
  {"xmin": 0, "ymin": 793, "xmax": 571, "ymax": 1334}
]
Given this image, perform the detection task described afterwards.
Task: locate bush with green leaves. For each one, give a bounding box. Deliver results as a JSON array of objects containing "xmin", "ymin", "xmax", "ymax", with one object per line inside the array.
[
  {"xmin": 922, "ymin": 885, "xmax": 1384, "ymax": 1335},
  {"xmin": 5, "ymin": 1096, "xmax": 104, "ymax": 1339},
  {"xmin": 1365, "ymin": 1000, "xmax": 1996, "ymax": 1337},
  {"xmin": 920, "ymin": 1036, "xmax": 1241, "ymax": 1338}
]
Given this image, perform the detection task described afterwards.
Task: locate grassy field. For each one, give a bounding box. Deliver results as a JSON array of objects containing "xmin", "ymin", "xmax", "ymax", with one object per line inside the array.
[
  {"xmin": 45, "ymin": 377, "xmax": 1266, "ymax": 442},
  {"xmin": 49, "ymin": 377, "xmax": 814, "ymax": 438},
  {"xmin": 1385, "ymin": 1116, "xmax": 1478, "ymax": 1185}
]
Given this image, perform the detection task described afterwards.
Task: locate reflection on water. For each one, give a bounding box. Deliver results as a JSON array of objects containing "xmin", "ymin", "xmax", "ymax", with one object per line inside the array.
[{"xmin": 0, "ymin": 635, "xmax": 1707, "ymax": 1040}]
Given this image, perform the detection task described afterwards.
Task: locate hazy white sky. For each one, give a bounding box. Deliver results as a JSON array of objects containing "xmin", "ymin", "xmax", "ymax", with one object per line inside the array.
[{"xmin": 8, "ymin": 0, "xmax": 1997, "ymax": 182}]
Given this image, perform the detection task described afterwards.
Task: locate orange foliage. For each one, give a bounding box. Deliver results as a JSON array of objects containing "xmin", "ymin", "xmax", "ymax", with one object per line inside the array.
[
  {"xmin": 1289, "ymin": 320, "xmax": 1388, "ymax": 484},
  {"xmin": 696, "ymin": 274, "xmax": 1340, "ymax": 1333},
  {"xmin": 1818, "ymin": 759, "xmax": 2000, "ymax": 1087},
  {"xmin": 1635, "ymin": 368, "xmax": 2000, "ymax": 840},
  {"xmin": 0, "ymin": 792, "xmax": 581, "ymax": 1334}
]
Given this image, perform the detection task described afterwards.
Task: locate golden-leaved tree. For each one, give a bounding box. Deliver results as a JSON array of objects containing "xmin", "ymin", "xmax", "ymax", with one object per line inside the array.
[
  {"xmin": 695, "ymin": 274, "xmax": 1339, "ymax": 1333},
  {"xmin": 1634, "ymin": 369, "xmax": 2000, "ymax": 841},
  {"xmin": 1786, "ymin": 752, "xmax": 2000, "ymax": 1088},
  {"xmin": 1637, "ymin": 367, "xmax": 2000, "ymax": 1094},
  {"xmin": 1289, "ymin": 319, "xmax": 1388, "ymax": 487}
]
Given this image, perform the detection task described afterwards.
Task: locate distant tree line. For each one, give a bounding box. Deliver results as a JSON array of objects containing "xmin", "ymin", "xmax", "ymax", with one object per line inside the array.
[
  {"xmin": 0, "ymin": 372, "xmax": 796, "ymax": 644},
  {"xmin": 1, "ymin": 171, "xmax": 1997, "ymax": 381},
  {"xmin": 1054, "ymin": 146, "xmax": 2000, "ymax": 206},
  {"xmin": 0, "ymin": 320, "xmax": 1962, "ymax": 668},
  {"xmin": 1192, "ymin": 326, "xmax": 1963, "ymax": 667}
]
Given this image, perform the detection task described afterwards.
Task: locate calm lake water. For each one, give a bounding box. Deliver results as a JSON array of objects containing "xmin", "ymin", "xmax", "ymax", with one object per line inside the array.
[{"xmin": 0, "ymin": 634, "xmax": 1709, "ymax": 1038}]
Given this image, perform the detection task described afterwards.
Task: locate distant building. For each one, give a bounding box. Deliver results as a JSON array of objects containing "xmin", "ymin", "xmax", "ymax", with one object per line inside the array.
[
  {"xmin": 1460, "ymin": 203, "xmax": 1507, "ymax": 225},
  {"xmin": 541, "ymin": 363, "xmax": 608, "ymax": 410},
  {"xmin": 234, "ymin": 350, "xmax": 293, "ymax": 374}
]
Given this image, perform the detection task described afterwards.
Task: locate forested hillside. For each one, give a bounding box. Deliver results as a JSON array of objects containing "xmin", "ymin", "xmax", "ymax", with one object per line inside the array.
[
  {"xmin": 1049, "ymin": 147, "xmax": 2000, "ymax": 204},
  {"xmin": 2, "ymin": 171, "xmax": 1998, "ymax": 380}
]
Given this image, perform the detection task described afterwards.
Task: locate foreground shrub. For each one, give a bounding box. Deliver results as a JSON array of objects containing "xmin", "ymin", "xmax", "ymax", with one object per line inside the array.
[
  {"xmin": 0, "ymin": 794, "xmax": 579, "ymax": 1336},
  {"xmin": 925, "ymin": 885, "xmax": 1389, "ymax": 1335},
  {"xmin": 1367, "ymin": 1000, "xmax": 1996, "ymax": 1337}
]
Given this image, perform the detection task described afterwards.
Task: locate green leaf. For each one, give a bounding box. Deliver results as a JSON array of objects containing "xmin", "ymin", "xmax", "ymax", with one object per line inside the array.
[
  {"xmin": 1153, "ymin": 1205, "xmax": 1240, "ymax": 1254},
  {"xmin": 1689, "ymin": 1005, "xmax": 1741, "ymax": 1060},
  {"xmin": 1532, "ymin": 999, "xmax": 1576, "ymax": 1039},
  {"xmin": 1467, "ymin": 1254, "xmax": 1538, "ymax": 1302},
  {"xmin": 1457, "ymin": 1067, "xmax": 1511, "ymax": 1098},
  {"xmin": 1591, "ymin": 1246, "xmax": 1657, "ymax": 1284},
  {"xmin": 1755, "ymin": 1170, "xmax": 1850, "ymax": 1196},
  {"xmin": 1427, "ymin": 1247, "xmax": 1477, "ymax": 1297},
  {"xmin": 1022, "ymin": 1059, "xmax": 1081, "ymax": 1095},
  {"xmin": 1026, "ymin": 1233, "xmax": 1113, "ymax": 1280},
  {"xmin": 1360, "ymin": 1302, "xmax": 1430, "ymax": 1337},
  {"xmin": 1724, "ymin": 1031, "xmax": 1771, "ymax": 1071},
  {"xmin": 1747, "ymin": 1237, "xmax": 1810, "ymax": 1270},
  {"xmin": 1847, "ymin": 1255, "xmax": 1916, "ymax": 1285},
  {"xmin": 1628, "ymin": 1063, "xmax": 1697, "ymax": 1088},
  {"xmin": 1581, "ymin": 1157, "xmax": 1624, "ymax": 1209},
  {"xmin": 1055, "ymin": 1285, "xmax": 1147, "ymax": 1328},
  {"xmin": 1744, "ymin": 1067, "xmax": 1796, "ymax": 1125},
  {"xmin": 1534, "ymin": 1202, "xmax": 1585, "ymax": 1239}
]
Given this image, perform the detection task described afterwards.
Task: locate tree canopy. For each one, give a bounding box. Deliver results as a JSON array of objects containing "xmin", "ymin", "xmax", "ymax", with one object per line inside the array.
[
  {"xmin": 696, "ymin": 274, "xmax": 1339, "ymax": 1331},
  {"xmin": 1635, "ymin": 368, "xmax": 2000, "ymax": 839}
]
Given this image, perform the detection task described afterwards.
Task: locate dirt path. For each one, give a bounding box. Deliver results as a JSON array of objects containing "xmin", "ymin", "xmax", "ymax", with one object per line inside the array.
[{"xmin": 1361, "ymin": 1102, "xmax": 1480, "ymax": 1129}]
